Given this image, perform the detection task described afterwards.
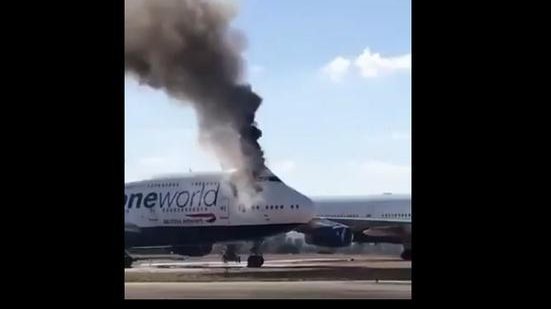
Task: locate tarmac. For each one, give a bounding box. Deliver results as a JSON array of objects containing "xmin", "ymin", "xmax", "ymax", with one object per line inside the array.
[{"xmin": 124, "ymin": 253, "xmax": 411, "ymax": 299}]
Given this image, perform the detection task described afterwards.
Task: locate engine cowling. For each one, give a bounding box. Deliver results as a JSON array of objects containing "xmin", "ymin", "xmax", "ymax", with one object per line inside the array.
[
  {"xmin": 305, "ymin": 225, "xmax": 353, "ymax": 247},
  {"xmin": 171, "ymin": 244, "xmax": 213, "ymax": 257}
]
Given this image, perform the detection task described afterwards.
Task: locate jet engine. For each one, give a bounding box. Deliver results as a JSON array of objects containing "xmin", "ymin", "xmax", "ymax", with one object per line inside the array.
[{"xmin": 304, "ymin": 224, "xmax": 353, "ymax": 247}]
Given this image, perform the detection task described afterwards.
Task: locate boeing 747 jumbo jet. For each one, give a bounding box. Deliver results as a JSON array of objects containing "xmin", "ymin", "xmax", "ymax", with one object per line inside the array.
[
  {"xmin": 124, "ymin": 169, "xmax": 314, "ymax": 268},
  {"xmin": 298, "ymin": 194, "xmax": 412, "ymax": 260}
]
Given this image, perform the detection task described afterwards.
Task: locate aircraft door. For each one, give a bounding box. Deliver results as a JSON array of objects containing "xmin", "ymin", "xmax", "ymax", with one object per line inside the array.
[{"xmin": 218, "ymin": 196, "xmax": 230, "ymax": 224}]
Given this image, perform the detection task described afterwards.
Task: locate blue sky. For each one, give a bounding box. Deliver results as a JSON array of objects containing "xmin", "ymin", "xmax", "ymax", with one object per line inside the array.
[{"xmin": 125, "ymin": 0, "xmax": 411, "ymax": 196}]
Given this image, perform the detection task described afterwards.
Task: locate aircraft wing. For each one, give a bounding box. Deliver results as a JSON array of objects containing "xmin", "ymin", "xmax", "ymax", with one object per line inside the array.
[
  {"xmin": 295, "ymin": 217, "xmax": 410, "ymax": 244},
  {"xmin": 294, "ymin": 217, "xmax": 349, "ymax": 234},
  {"xmin": 316, "ymin": 217, "xmax": 410, "ymax": 233}
]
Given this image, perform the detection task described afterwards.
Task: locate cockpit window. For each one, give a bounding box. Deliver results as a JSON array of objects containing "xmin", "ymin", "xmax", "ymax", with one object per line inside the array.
[{"xmin": 256, "ymin": 175, "xmax": 282, "ymax": 182}]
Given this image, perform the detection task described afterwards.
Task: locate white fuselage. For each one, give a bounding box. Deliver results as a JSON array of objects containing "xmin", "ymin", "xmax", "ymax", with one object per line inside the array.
[
  {"xmin": 314, "ymin": 195, "xmax": 411, "ymax": 223},
  {"xmin": 125, "ymin": 173, "xmax": 314, "ymax": 227},
  {"xmin": 124, "ymin": 172, "xmax": 314, "ymax": 248}
]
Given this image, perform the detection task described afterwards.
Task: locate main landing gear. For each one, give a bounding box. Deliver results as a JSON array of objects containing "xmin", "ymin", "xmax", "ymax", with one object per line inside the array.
[
  {"xmin": 222, "ymin": 244, "xmax": 241, "ymax": 263},
  {"xmin": 125, "ymin": 250, "xmax": 134, "ymax": 268},
  {"xmin": 247, "ymin": 240, "xmax": 264, "ymax": 268},
  {"xmin": 400, "ymin": 248, "xmax": 412, "ymax": 261},
  {"xmin": 222, "ymin": 241, "xmax": 265, "ymax": 267}
]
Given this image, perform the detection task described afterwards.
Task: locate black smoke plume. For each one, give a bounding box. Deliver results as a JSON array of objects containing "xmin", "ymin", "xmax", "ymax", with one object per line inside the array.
[{"xmin": 125, "ymin": 0, "xmax": 266, "ymax": 186}]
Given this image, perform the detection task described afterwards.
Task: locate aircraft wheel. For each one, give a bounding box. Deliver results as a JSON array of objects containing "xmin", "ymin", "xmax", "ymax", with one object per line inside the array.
[
  {"xmin": 125, "ymin": 256, "xmax": 133, "ymax": 268},
  {"xmin": 400, "ymin": 249, "xmax": 411, "ymax": 261},
  {"xmin": 124, "ymin": 251, "xmax": 134, "ymax": 268},
  {"xmin": 247, "ymin": 255, "xmax": 264, "ymax": 268}
]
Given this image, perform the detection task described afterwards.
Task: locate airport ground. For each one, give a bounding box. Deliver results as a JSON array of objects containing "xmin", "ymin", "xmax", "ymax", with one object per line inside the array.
[
  {"xmin": 125, "ymin": 281, "xmax": 410, "ymax": 299},
  {"xmin": 125, "ymin": 253, "xmax": 411, "ymax": 299}
]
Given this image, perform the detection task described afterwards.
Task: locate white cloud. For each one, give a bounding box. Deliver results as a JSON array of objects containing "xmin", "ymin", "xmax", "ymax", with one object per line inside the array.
[
  {"xmin": 354, "ymin": 48, "xmax": 411, "ymax": 78},
  {"xmin": 321, "ymin": 56, "xmax": 351, "ymax": 82},
  {"xmin": 321, "ymin": 47, "xmax": 411, "ymax": 82}
]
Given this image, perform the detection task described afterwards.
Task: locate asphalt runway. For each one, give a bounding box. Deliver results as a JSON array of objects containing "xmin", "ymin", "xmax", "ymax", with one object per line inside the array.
[
  {"xmin": 125, "ymin": 280, "xmax": 411, "ymax": 299},
  {"xmin": 125, "ymin": 254, "xmax": 411, "ymax": 282},
  {"xmin": 130, "ymin": 254, "xmax": 408, "ymax": 268},
  {"xmin": 124, "ymin": 254, "xmax": 411, "ymax": 298}
]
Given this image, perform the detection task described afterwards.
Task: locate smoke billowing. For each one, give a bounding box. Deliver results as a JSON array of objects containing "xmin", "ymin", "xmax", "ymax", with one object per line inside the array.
[{"xmin": 125, "ymin": 0, "xmax": 266, "ymax": 188}]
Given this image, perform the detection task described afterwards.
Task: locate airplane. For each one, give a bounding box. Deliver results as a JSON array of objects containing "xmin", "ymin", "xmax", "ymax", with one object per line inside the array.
[
  {"xmin": 124, "ymin": 168, "xmax": 315, "ymax": 268},
  {"xmin": 296, "ymin": 194, "xmax": 412, "ymax": 260}
]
